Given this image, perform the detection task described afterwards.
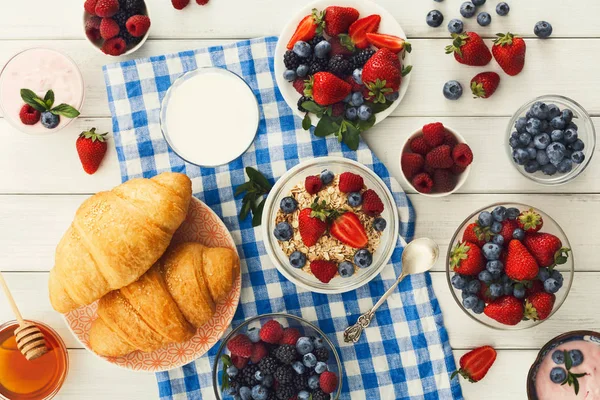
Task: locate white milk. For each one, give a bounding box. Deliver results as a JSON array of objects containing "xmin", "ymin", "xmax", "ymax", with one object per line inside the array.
[{"xmin": 162, "ymin": 68, "xmax": 259, "ymax": 166}]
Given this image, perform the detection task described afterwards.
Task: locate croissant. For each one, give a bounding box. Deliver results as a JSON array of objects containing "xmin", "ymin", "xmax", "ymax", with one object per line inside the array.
[
  {"xmin": 48, "ymin": 172, "xmax": 192, "ymax": 313},
  {"xmin": 89, "ymin": 242, "xmax": 239, "ymax": 357}
]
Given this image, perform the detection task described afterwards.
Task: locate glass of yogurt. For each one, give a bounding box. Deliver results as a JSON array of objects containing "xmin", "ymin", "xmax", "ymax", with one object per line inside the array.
[{"xmin": 0, "ymin": 48, "xmax": 85, "ymax": 135}]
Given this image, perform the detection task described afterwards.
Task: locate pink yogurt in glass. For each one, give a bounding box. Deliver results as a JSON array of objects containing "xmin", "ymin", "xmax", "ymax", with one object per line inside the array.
[
  {"xmin": 0, "ymin": 48, "xmax": 84, "ymax": 134},
  {"xmin": 535, "ymin": 340, "xmax": 600, "ymax": 399}
]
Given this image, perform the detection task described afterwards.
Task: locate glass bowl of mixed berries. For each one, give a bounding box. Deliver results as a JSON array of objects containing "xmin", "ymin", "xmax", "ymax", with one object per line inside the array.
[
  {"xmin": 507, "ymin": 95, "xmax": 596, "ymax": 185},
  {"xmin": 447, "ymin": 203, "xmax": 574, "ymax": 330},
  {"xmin": 262, "ymin": 156, "xmax": 399, "ymax": 294},
  {"xmin": 212, "ymin": 313, "xmax": 343, "ymax": 400}
]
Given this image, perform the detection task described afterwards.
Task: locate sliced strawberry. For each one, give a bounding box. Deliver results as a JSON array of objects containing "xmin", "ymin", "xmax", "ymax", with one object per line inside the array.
[
  {"xmin": 346, "ymin": 14, "xmax": 381, "ymax": 49},
  {"xmin": 330, "ymin": 212, "xmax": 368, "ymax": 248},
  {"xmin": 286, "ymin": 10, "xmax": 325, "ymax": 50},
  {"xmin": 366, "ymin": 33, "xmax": 411, "ymax": 54}
]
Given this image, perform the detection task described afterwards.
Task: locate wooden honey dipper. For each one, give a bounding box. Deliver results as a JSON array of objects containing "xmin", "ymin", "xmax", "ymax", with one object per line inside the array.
[{"xmin": 0, "ymin": 272, "xmax": 48, "ymax": 360}]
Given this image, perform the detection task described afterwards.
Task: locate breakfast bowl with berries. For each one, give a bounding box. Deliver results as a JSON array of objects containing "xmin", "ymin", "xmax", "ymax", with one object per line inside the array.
[
  {"xmin": 212, "ymin": 313, "xmax": 343, "ymax": 400},
  {"xmin": 262, "ymin": 157, "xmax": 399, "ymax": 294},
  {"xmin": 447, "ymin": 203, "xmax": 573, "ymax": 330},
  {"xmin": 275, "ymin": 0, "xmax": 412, "ymax": 150},
  {"xmin": 400, "ymin": 122, "xmax": 473, "ymax": 197},
  {"xmin": 83, "ymin": 0, "xmax": 151, "ymax": 57}
]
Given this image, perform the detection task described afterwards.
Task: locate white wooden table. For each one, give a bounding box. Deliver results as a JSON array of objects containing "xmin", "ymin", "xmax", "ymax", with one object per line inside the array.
[{"xmin": 1, "ymin": 0, "xmax": 599, "ymax": 398}]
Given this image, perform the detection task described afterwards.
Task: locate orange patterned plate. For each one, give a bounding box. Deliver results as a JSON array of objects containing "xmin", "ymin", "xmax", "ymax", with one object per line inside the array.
[{"xmin": 64, "ymin": 197, "xmax": 242, "ymax": 372}]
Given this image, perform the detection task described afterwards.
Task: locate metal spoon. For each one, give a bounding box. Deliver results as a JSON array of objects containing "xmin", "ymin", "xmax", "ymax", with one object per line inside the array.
[{"xmin": 343, "ymin": 237, "xmax": 439, "ymax": 343}]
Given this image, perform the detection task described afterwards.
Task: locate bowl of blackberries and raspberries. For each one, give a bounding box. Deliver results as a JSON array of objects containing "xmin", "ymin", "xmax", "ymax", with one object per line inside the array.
[
  {"xmin": 213, "ymin": 313, "xmax": 343, "ymax": 400},
  {"xmin": 508, "ymin": 95, "xmax": 596, "ymax": 185},
  {"xmin": 84, "ymin": 0, "xmax": 151, "ymax": 56},
  {"xmin": 447, "ymin": 203, "xmax": 574, "ymax": 330},
  {"xmin": 274, "ymin": 0, "xmax": 412, "ymax": 150}
]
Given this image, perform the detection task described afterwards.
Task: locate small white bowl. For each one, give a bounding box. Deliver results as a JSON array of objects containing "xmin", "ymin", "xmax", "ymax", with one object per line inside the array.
[{"xmin": 399, "ymin": 125, "xmax": 471, "ymax": 197}]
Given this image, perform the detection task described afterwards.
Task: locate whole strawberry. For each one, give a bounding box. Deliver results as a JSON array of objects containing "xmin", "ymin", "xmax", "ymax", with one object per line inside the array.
[
  {"xmin": 95, "ymin": 0, "xmax": 119, "ymax": 18},
  {"xmin": 361, "ymin": 189, "xmax": 384, "ymax": 216},
  {"xmin": 492, "ymin": 32, "xmax": 526, "ymax": 76},
  {"xmin": 498, "ymin": 219, "xmax": 519, "ymax": 243},
  {"xmin": 450, "ymin": 242, "xmax": 484, "ymax": 276},
  {"xmin": 362, "ymin": 48, "xmax": 401, "ymax": 103},
  {"xmin": 484, "ymin": 296, "xmax": 524, "ymax": 326},
  {"xmin": 426, "ymin": 145, "xmax": 454, "ymax": 169},
  {"xmin": 445, "ymin": 32, "xmax": 492, "ymax": 66},
  {"xmin": 505, "ymin": 239, "xmax": 539, "ymax": 281},
  {"xmin": 401, "ymin": 153, "xmax": 424, "ymax": 180},
  {"xmin": 517, "ymin": 209, "xmax": 543, "ymax": 233},
  {"xmin": 462, "ymin": 223, "xmax": 491, "ymax": 248},
  {"xmin": 308, "ymin": 72, "xmax": 351, "ymax": 106},
  {"xmin": 298, "ymin": 204, "xmax": 328, "ymax": 247},
  {"xmin": 524, "ymin": 292, "xmax": 555, "ymax": 321},
  {"xmin": 338, "ymin": 172, "xmax": 363, "ymax": 193},
  {"xmin": 126, "ymin": 15, "xmax": 151, "ymax": 37},
  {"xmin": 324, "ymin": 6, "xmax": 359, "ymax": 36},
  {"xmin": 523, "ymin": 232, "xmax": 570, "ymax": 268},
  {"xmin": 452, "ymin": 346, "xmax": 497, "ymax": 383},
  {"xmin": 422, "ymin": 122, "xmax": 445, "ymax": 147},
  {"xmin": 227, "ymin": 334, "xmax": 254, "ymax": 358},
  {"xmin": 471, "ymin": 72, "xmax": 500, "ymax": 99},
  {"xmin": 76, "ymin": 128, "xmax": 108, "ymax": 175},
  {"xmin": 310, "ymin": 260, "xmax": 338, "ymax": 283}
]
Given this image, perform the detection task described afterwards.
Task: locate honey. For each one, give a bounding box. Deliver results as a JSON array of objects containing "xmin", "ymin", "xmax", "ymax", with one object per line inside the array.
[{"xmin": 0, "ymin": 321, "xmax": 68, "ymax": 400}]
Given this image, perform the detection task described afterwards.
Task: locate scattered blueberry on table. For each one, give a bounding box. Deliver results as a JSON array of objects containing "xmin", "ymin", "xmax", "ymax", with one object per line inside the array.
[
  {"xmin": 460, "ymin": 2, "xmax": 476, "ymax": 18},
  {"xmin": 535, "ymin": 21, "xmax": 553, "ymax": 38},
  {"xmin": 443, "ymin": 80, "xmax": 463, "ymax": 100},
  {"xmin": 496, "ymin": 2, "xmax": 510, "ymax": 16},
  {"xmin": 477, "ymin": 12, "xmax": 491, "ymax": 26},
  {"xmin": 426, "ymin": 10, "xmax": 444, "ymax": 27},
  {"xmin": 448, "ymin": 19, "xmax": 464, "ymax": 34}
]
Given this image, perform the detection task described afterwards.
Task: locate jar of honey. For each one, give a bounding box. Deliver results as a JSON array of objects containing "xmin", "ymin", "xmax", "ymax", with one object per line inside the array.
[{"xmin": 0, "ymin": 321, "xmax": 68, "ymax": 400}]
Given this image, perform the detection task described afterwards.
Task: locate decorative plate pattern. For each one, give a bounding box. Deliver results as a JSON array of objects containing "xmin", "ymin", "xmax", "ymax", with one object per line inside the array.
[{"xmin": 64, "ymin": 197, "xmax": 241, "ymax": 372}]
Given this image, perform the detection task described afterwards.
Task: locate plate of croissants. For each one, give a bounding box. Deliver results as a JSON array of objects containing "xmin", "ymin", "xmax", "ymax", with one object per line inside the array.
[{"xmin": 48, "ymin": 172, "xmax": 241, "ymax": 372}]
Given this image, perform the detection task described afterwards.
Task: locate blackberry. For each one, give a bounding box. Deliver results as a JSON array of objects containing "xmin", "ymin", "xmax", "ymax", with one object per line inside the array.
[
  {"xmin": 267, "ymin": 392, "xmax": 277, "ymax": 400},
  {"xmin": 119, "ymin": 30, "xmax": 142, "ymax": 46},
  {"xmin": 240, "ymin": 364, "xmax": 259, "ymax": 387},
  {"xmin": 284, "ymin": 50, "xmax": 301, "ymax": 70},
  {"xmin": 112, "ymin": 10, "xmax": 129, "ymax": 28},
  {"xmin": 314, "ymin": 347, "xmax": 329, "ymax": 362},
  {"xmin": 309, "ymin": 35, "xmax": 326, "ymax": 48},
  {"xmin": 273, "ymin": 365, "xmax": 294, "ymax": 385},
  {"xmin": 294, "ymin": 373, "xmax": 309, "ymax": 391},
  {"xmin": 351, "ymin": 49, "xmax": 376, "ymax": 70},
  {"xmin": 297, "ymin": 96, "xmax": 311, "ymax": 112},
  {"xmin": 312, "ymin": 389, "xmax": 331, "ymax": 400},
  {"xmin": 274, "ymin": 345, "xmax": 298, "ymax": 365},
  {"xmin": 259, "ymin": 356, "xmax": 279, "ymax": 375},
  {"xmin": 276, "ymin": 384, "xmax": 296, "ymax": 400},
  {"xmin": 122, "ymin": 0, "xmax": 145, "ymax": 14},
  {"xmin": 328, "ymin": 55, "xmax": 352, "ymax": 77},
  {"xmin": 228, "ymin": 377, "xmax": 241, "ymax": 394},
  {"xmin": 308, "ymin": 56, "xmax": 328, "ymax": 75}
]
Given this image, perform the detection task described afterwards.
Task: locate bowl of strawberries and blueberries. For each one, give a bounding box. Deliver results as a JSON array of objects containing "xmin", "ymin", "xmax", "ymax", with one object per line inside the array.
[
  {"xmin": 84, "ymin": 0, "xmax": 151, "ymax": 56},
  {"xmin": 447, "ymin": 204, "xmax": 573, "ymax": 329},
  {"xmin": 401, "ymin": 122, "xmax": 474, "ymax": 196},
  {"xmin": 282, "ymin": 5, "xmax": 412, "ymax": 150}
]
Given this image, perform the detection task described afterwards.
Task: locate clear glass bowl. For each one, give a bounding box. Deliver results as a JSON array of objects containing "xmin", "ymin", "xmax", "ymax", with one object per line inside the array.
[
  {"xmin": 506, "ymin": 95, "xmax": 596, "ymax": 185},
  {"xmin": 261, "ymin": 156, "xmax": 399, "ymax": 294},
  {"xmin": 446, "ymin": 202, "xmax": 574, "ymax": 330},
  {"xmin": 212, "ymin": 313, "xmax": 343, "ymax": 400}
]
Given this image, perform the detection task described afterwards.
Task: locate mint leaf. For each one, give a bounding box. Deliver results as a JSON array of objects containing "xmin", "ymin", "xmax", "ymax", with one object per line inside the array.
[
  {"xmin": 302, "ymin": 113, "xmax": 312, "ymax": 130},
  {"xmin": 234, "ymin": 182, "xmax": 254, "ymax": 197},
  {"xmin": 240, "ymin": 195, "xmax": 254, "ymax": 221},
  {"xmin": 50, "ymin": 103, "xmax": 80, "ymax": 118},
  {"xmin": 252, "ymin": 197, "xmax": 266, "ymax": 227},
  {"xmin": 44, "ymin": 90, "xmax": 55, "ymax": 109},
  {"xmin": 314, "ymin": 115, "xmax": 339, "ymax": 137},
  {"xmin": 236, "ymin": 167, "xmax": 271, "ymax": 226},
  {"xmin": 20, "ymin": 89, "xmax": 48, "ymax": 112},
  {"xmin": 246, "ymin": 167, "xmax": 272, "ymax": 192}
]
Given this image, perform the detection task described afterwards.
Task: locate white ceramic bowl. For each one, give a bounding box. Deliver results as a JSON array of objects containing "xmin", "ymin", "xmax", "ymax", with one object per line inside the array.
[
  {"xmin": 261, "ymin": 157, "xmax": 399, "ymax": 294},
  {"xmin": 399, "ymin": 125, "xmax": 471, "ymax": 197},
  {"xmin": 274, "ymin": 0, "xmax": 412, "ymax": 127}
]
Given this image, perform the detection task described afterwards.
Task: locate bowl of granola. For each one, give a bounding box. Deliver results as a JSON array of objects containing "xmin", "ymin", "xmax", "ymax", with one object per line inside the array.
[{"xmin": 262, "ymin": 157, "xmax": 399, "ymax": 294}]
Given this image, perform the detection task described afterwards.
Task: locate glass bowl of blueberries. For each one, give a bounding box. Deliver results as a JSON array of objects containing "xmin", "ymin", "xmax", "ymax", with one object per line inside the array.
[
  {"xmin": 507, "ymin": 95, "xmax": 596, "ymax": 185},
  {"xmin": 212, "ymin": 313, "xmax": 343, "ymax": 400},
  {"xmin": 446, "ymin": 203, "xmax": 574, "ymax": 330}
]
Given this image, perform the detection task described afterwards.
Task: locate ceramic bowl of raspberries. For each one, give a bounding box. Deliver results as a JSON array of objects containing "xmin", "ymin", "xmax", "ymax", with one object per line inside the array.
[
  {"xmin": 213, "ymin": 313, "xmax": 343, "ymax": 400},
  {"xmin": 274, "ymin": 0, "xmax": 412, "ymax": 150},
  {"xmin": 508, "ymin": 95, "xmax": 596, "ymax": 185},
  {"xmin": 84, "ymin": 0, "xmax": 151, "ymax": 56},
  {"xmin": 447, "ymin": 203, "xmax": 574, "ymax": 330},
  {"xmin": 261, "ymin": 157, "xmax": 399, "ymax": 294},
  {"xmin": 400, "ymin": 122, "xmax": 473, "ymax": 197}
]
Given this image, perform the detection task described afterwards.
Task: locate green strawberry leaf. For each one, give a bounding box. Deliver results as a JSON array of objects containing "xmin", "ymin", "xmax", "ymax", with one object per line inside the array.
[
  {"xmin": 50, "ymin": 103, "xmax": 80, "ymax": 118},
  {"xmin": 402, "ymin": 65, "xmax": 413, "ymax": 77},
  {"xmin": 343, "ymin": 120, "xmax": 361, "ymax": 150},
  {"xmin": 302, "ymin": 113, "xmax": 312, "ymax": 130},
  {"xmin": 20, "ymin": 89, "xmax": 48, "ymax": 112},
  {"xmin": 44, "ymin": 90, "xmax": 55, "ymax": 109},
  {"xmin": 301, "ymin": 101, "xmax": 324, "ymax": 114},
  {"xmin": 314, "ymin": 115, "xmax": 339, "ymax": 137},
  {"xmin": 365, "ymin": 101, "xmax": 391, "ymax": 114},
  {"xmin": 356, "ymin": 114, "xmax": 376, "ymax": 131}
]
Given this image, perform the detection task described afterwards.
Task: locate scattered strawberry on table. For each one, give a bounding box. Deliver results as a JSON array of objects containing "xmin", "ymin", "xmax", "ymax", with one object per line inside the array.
[
  {"xmin": 284, "ymin": 6, "xmax": 412, "ymax": 150},
  {"xmin": 19, "ymin": 89, "xmax": 80, "ymax": 130},
  {"xmin": 452, "ymin": 345, "xmax": 497, "ymax": 383},
  {"xmin": 76, "ymin": 128, "xmax": 109, "ymax": 174},
  {"xmin": 221, "ymin": 319, "xmax": 339, "ymax": 400},
  {"xmin": 450, "ymin": 206, "xmax": 571, "ymax": 326}
]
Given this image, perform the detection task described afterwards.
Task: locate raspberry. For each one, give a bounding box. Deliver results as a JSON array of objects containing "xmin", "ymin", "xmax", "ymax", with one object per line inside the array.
[
  {"xmin": 344, "ymin": 75, "xmax": 362, "ymax": 92},
  {"xmin": 273, "ymin": 344, "xmax": 298, "ymax": 365},
  {"xmin": 126, "ymin": 15, "xmax": 151, "ymax": 37},
  {"xmin": 260, "ymin": 320, "xmax": 284, "ymax": 344},
  {"xmin": 231, "ymin": 354, "xmax": 249, "ymax": 369},
  {"xmin": 95, "ymin": 0, "xmax": 119, "ymax": 17},
  {"xmin": 338, "ymin": 172, "xmax": 363, "ymax": 193},
  {"xmin": 310, "ymin": 260, "xmax": 337, "ymax": 283},
  {"xmin": 227, "ymin": 334, "xmax": 254, "ymax": 358},
  {"xmin": 422, "ymin": 122, "xmax": 445, "ymax": 147},
  {"xmin": 100, "ymin": 18, "xmax": 120, "ymax": 39},
  {"xmin": 258, "ymin": 356, "xmax": 279, "ymax": 375},
  {"xmin": 443, "ymin": 131, "xmax": 458, "ymax": 148},
  {"xmin": 292, "ymin": 78, "xmax": 306, "ymax": 95},
  {"xmin": 305, "ymin": 175, "xmax": 323, "ymax": 195},
  {"xmin": 361, "ymin": 189, "xmax": 384, "ymax": 216},
  {"xmin": 425, "ymin": 145, "xmax": 454, "ymax": 169},
  {"xmin": 412, "ymin": 172, "xmax": 433, "ymax": 194},
  {"xmin": 251, "ymin": 341, "xmax": 268, "ymax": 363},
  {"xmin": 19, "ymin": 104, "xmax": 41, "ymax": 125},
  {"xmin": 196, "ymin": 0, "xmax": 209, "ymax": 4},
  {"xmin": 85, "ymin": 16, "xmax": 102, "ymax": 41},
  {"xmin": 84, "ymin": 0, "xmax": 99, "ymax": 15},
  {"xmin": 319, "ymin": 371, "xmax": 338, "ymax": 394},
  {"xmin": 433, "ymin": 169, "xmax": 456, "ymax": 193},
  {"xmin": 101, "ymin": 37, "xmax": 127, "ymax": 56},
  {"xmin": 450, "ymin": 164, "xmax": 466, "ymax": 175},
  {"xmin": 280, "ymin": 328, "xmax": 301, "ymax": 346},
  {"xmin": 314, "ymin": 347, "xmax": 329, "ymax": 362},
  {"xmin": 171, "ymin": 0, "xmax": 190, "ymax": 9},
  {"xmin": 401, "ymin": 153, "xmax": 424, "ymax": 180},
  {"xmin": 331, "ymin": 102, "xmax": 344, "ymax": 117},
  {"xmin": 408, "ymin": 135, "xmax": 431, "ymax": 156},
  {"xmin": 452, "ymin": 143, "xmax": 474, "ymax": 167}
]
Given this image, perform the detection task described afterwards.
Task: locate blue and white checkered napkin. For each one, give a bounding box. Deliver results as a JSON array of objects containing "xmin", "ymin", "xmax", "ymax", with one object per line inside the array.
[{"xmin": 103, "ymin": 36, "xmax": 462, "ymax": 400}]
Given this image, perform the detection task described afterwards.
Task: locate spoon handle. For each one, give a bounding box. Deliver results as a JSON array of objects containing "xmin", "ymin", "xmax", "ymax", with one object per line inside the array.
[{"xmin": 343, "ymin": 272, "xmax": 407, "ymax": 343}]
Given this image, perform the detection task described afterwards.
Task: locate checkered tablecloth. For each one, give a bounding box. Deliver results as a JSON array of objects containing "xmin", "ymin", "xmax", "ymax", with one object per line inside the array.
[{"xmin": 103, "ymin": 36, "xmax": 462, "ymax": 400}]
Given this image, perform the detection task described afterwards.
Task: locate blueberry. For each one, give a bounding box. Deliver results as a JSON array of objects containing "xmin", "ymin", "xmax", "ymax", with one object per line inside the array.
[
  {"xmin": 534, "ymin": 21, "xmax": 553, "ymax": 38},
  {"xmin": 466, "ymin": 279, "xmax": 481, "ymax": 294},
  {"xmin": 482, "ymin": 243, "xmax": 501, "ymax": 260},
  {"xmin": 503, "ymin": 281, "xmax": 514, "ymax": 295},
  {"xmin": 506, "ymin": 207, "xmax": 520, "ymax": 220},
  {"xmin": 547, "ymin": 142, "xmax": 566, "ymax": 164},
  {"xmin": 541, "ymin": 163, "xmax": 557, "ymax": 176},
  {"xmin": 320, "ymin": 169, "xmax": 334, "ymax": 185},
  {"xmin": 345, "ymin": 107, "xmax": 358, "ymax": 120},
  {"xmin": 352, "ymin": 68, "xmax": 363, "ymax": 85},
  {"xmin": 274, "ymin": 222, "xmax": 293, "ymax": 241},
  {"xmin": 385, "ymin": 91, "xmax": 400, "ymax": 102},
  {"xmin": 308, "ymin": 375, "xmax": 320, "ymax": 390},
  {"xmin": 354, "ymin": 249, "xmax": 373, "ymax": 268},
  {"xmin": 531, "ymin": 102, "xmax": 549, "ymax": 120},
  {"xmin": 489, "ymin": 283, "xmax": 502, "ymax": 298},
  {"xmin": 533, "ymin": 133, "xmax": 551, "ymax": 149},
  {"xmin": 451, "ymin": 274, "xmax": 468, "ymax": 290},
  {"xmin": 314, "ymin": 361, "xmax": 328, "ymax": 374},
  {"xmin": 544, "ymin": 278, "xmax": 560, "ymax": 294},
  {"xmin": 550, "ymin": 367, "xmax": 567, "ymax": 384},
  {"xmin": 373, "ymin": 217, "xmax": 387, "ymax": 232},
  {"xmin": 314, "ymin": 41, "xmax": 331, "ymax": 58},
  {"xmin": 513, "ymin": 148, "xmax": 530, "ymax": 165},
  {"xmin": 477, "ymin": 12, "xmax": 491, "ymax": 26},
  {"xmin": 303, "ymin": 353, "xmax": 317, "ymax": 368},
  {"xmin": 509, "ymin": 137, "xmax": 521, "ymax": 149},
  {"xmin": 262, "ymin": 374, "xmax": 273, "ymax": 387},
  {"xmin": 492, "ymin": 206, "xmax": 507, "ymax": 222},
  {"xmin": 292, "ymin": 361, "xmax": 307, "ymax": 374},
  {"xmin": 571, "ymin": 151, "xmax": 585, "ymax": 164},
  {"xmin": 536, "ymin": 150, "xmax": 550, "ymax": 166},
  {"xmin": 223, "ymin": 386, "xmax": 236, "ymax": 396},
  {"xmin": 251, "ymin": 385, "xmax": 268, "ymax": 400},
  {"xmin": 298, "ymin": 391, "xmax": 311, "ymax": 400},
  {"xmin": 569, "ymin": 350, "xmax": 584, "ymax": 366},
  {"xmin": 239, "ymin": 387, "xmax": 252, "ymax": 400},
  {"xmin": 547, "ymin": 104, "xmax": 561, "ymax": 119},
  {"xmin": 478, "ymin": 211, "xmax": 493, "ymax": 227},
  {"xmin": 496, "ymin": 2, "xmax": 509, "ymax": 16},
  {"xmin": 557, "ymin": 159, "xmax": 573, "ymax": 173},
  {"xmin": 280, "ymin": 197, "xmax": 298, "ymax": 214},
  {"xmin": 357, "ymin": 105, "xmax": 372, "ymax": 121},
  {"xmin": 570, "ymin": 139, "xmax": 585, "ymax": 151},
  {"xmin": 514, "ymin": 119, "xmax": 526, "ymax": 134},
  {"xmin": 443, "ymin": 80, "xmax": 463, "ymax": 100},
  {"xmin": 540, "ymin": 119, "xmax": 550, "ymax": 133},
  {"xmin": 513, "ymin": 285, "xmax": 526, "ymax": 299},
  {"xmin": 551, "ymin": 269, "xmax": 564, "ymax": 283},
  {"xmin": 463, "ymin": 294, "xmax": 478, "ymax": 309},
  {"xmin": 461, "ymin": 290, "xmax": 470, "ymax": 300},
  {"xmin": 289, "ymin": 251, "xmax": 307, "ymax": 269},
  {"xmin": 426, "ymin": 10, "xmax": 444, "ymax": 27},
  {"xmin": 550, "ymin": 129, "xmax": 564, "ymax": 142},
  {"xmin": 293, "ymin": 41, "xmax": 312, "ymax": 58},
  {"xmin": 525, "ymin": 160, "xmax": 540, "ymax": 174},
  {"xmin": 550, "ymin": 117, "xmax": 566, "ymax": 130},
  {"xmin": 283, "ymin": 69, "xmax": 297, "ymax": 81},
  {"xmin": 564, "ymin": 128, "xmax": 578, "ymax": 144},
  {"xmin": 513, "ymin": 228, "xmax": 525, "ymax": 240},
  {"xmin": 526, "ymin": 110, "xmax": 533, "ymax": 119},
  {"xmin": 247, "ymin": 327, "xmax": 260, "ymax": 343},
  {"xmin": 227, "ymin": 366, "xmax": 239, "ymax": 377},
  {"xmin": 347, "ymin": 192, "xmax": 362, "ymax": 207},
  {"xmin": 338, "ymin": 261, "xmax": 355, "ymax": 278},
  {"xmin": 350, "ymin": 92, "xmax": 364, "ymax": 107},
  {"xmin": 295, "ymin": 336, "xmax": 314, "ymax": 356},
  {"xmin": 472, "ymin": 0, "xmax": 485, "ymax": 5},
  {"xmin": 460, "ymin": 2, "xmax": 476, "ymax": 18},
  {"xmin": 472, "ymin": 299, "xmax": 485, "ymax": 314},
  {"xmin": 478, "ymin": 270, "xmax": 493, "ymax": 284},
  {"xmin": 551, "ymin": 350, "xmax": 565, "ymax": 364},
  {"xmin": 526, "ymin": 118, "xmax": 542, "ymax": 135},
  {"xmin": 492, "ymin": 235, "xmax": 505, "ymax": 246},
  {"xmin": 562, "ymin": 109, "xmax": 574, "ymax": 123},
  {"xmin": 40, "ymin": 111, "xmax": 60, "ymax": 129},
  {"xmin": 296, "ymin": 64, "xmax": 309, "ymax": 78},
  {"xmin": 491, "ymin": 221, "xmax": 502, "ymax": 233},
  {"xmin": 434, "ymin": 0, "xmax": 444, "ymax": 1},
  {"xmin": 343, "ymin": 93, "xmax": 352, "ymax": 103},
  {"xmin": 255, "ymin": 370, "xmax": 265, "ymax": 381},
  {"xmin": 538, "ymin": 268, "xmax": 550, "ymax": 282},
  {"xmin": 568, "ymin": 121, "xmax": 578, "ymax": 131},
  {"xmin": 448, "ymin": 19, "xmax": 464, "ymax": 34}
]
